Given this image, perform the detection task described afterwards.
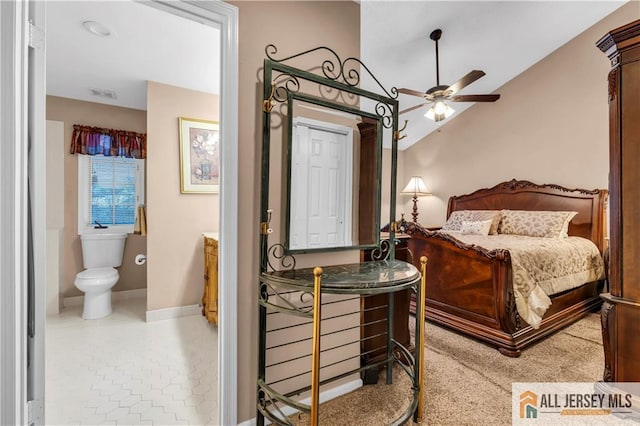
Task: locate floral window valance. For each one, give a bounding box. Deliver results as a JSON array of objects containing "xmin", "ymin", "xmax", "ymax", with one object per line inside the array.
[{"xmin": 70, "ymin": 125, "xmax": 147, "ymax": 159}]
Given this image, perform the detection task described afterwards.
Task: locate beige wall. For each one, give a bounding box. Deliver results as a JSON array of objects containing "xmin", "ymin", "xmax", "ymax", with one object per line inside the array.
[
  {"xmin": 400, "ymin": 3, "xmax": 640, "ymax": 228},
  {"xmin": 146, "ymin": 81, "xmax": 220, "ymax": 311},
  {"xmin": 229, "ymin": 1, "xmax": 361, "ymax": 421},
  {"xmin": 46, "ymin": 96, "xmax": 148, "ymax": 298}
]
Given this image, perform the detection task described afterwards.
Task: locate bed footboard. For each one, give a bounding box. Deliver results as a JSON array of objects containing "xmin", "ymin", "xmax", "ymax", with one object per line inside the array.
[{"xmin": 406, "ymin": 226, "xmax": 603, "ymax": 357}]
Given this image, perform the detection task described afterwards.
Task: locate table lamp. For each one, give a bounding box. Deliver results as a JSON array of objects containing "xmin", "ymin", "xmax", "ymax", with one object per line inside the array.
[{"xmin": 401, "ymin": 176, "xmax": 431, "ymax": 223}]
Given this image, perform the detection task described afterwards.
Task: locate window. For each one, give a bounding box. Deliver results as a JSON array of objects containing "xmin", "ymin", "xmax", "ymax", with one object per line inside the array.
[{"xmin": 78, "ymin": 154, "xmax": 145, "ymax": 234}]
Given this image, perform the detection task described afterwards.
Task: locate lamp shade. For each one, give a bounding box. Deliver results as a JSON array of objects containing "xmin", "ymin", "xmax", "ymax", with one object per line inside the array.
[
  {"xmin": 425, "ymin": 100, "xmax": 455, "ymax": 122},
  {"xmin": 401, "ymin": 176, "xmax": 431, "ymax": 196}
]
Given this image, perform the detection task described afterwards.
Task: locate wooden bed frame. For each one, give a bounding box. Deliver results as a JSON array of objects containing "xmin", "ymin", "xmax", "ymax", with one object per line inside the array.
[{"xmin": 405, "ymin": 179, "xmax": 608, "ymax": 357}]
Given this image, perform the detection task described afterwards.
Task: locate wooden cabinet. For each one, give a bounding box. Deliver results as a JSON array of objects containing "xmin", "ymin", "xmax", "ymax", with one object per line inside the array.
[
  {"xmin": 597, "ymin": 19, "xmax": 640, "ymax": 382},
  {"xmin": 357, "ymin": 118, "xmax": 379, "ymax": 246},
  {"xmin": 202, "ymin": 233, "xmax": 218, "ymax": 325}
]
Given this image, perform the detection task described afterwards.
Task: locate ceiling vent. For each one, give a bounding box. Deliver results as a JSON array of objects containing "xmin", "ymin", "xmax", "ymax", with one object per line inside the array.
[{"xmin": 89, "ymin": 88, "xmax": 117, "ymax": 99}]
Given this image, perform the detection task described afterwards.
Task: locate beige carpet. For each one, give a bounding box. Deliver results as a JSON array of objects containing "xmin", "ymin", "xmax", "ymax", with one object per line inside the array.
[{"xmin": 292, "ymin": 314, "xmax": 604, "ymax": 425}]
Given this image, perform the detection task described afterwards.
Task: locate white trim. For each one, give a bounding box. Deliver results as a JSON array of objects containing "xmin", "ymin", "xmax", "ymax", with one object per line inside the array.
[
  {"xmin": 0, "ymin": 1, "xmax": 29, "ymax": 424},
  {"xmin": 112, "ymin": 288, "xmax": 147, "ymax": 301},
  {"xmin": 63, "ymin": 288, "xmax": 147, "ymax": 308},
  {"xmin": 238, "ymin": 378, "xmax": 363, "ymax": 426},
  {"xmin": 76, "ymin": 154, "xmax": 144, "ymax": 235},
  {"xmin": 293, "ymin": 115, "xmax": 354, "ymax": 135},
  {"xmin": 145, "ymin": 304, "xmax": 201, "ymax": 322},
  {"xmin": 184, "ymin": 3, "xmax": 239, "ymax": 426},
  {"xmin": 45, "ymin": 229, "xmax": 62, "ymax": 316},
  {"xmin": 142, "ymin": 3, "xmax": 239, "ymax": 423},
  {"xmin": 28, "ymin": 2, "xmax": 47, "ymax": 423}
]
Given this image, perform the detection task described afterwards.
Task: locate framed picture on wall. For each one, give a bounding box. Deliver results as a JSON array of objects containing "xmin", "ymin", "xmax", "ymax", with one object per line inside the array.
[{"xmin": 179, "ymin": 117, "xmax": 220, "ymax": 193}]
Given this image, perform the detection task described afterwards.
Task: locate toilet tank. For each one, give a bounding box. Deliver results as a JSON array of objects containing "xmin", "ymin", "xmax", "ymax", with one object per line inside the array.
[{"xmin": 80, "ymin": 233, "xmax": 128, "ymax": 268}]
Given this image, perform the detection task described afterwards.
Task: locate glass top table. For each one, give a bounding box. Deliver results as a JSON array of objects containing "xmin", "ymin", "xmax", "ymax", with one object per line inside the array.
[{"xmin": 261, "ymin": 259, "xmax": 420, "ymax": 295}]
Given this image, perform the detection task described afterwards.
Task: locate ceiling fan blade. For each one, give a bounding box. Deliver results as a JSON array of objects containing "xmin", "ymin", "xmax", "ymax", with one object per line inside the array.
[
  {"xmin": 445, "ymin": 70, "xmax": 486, "ymax": 95},
  {"xmin": 450, "ymin": 94, "xmax": 500, "ymax": 102},
  {"xmin": 398, "ymin": 88, "xmax": 428, "ymax": 98},
  {"xmin": 399, "ymin": 102, "xmax": 429, "ymax": 115}
]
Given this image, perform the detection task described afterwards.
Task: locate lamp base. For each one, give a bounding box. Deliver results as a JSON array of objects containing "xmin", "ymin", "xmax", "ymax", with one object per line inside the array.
[{"xmin": 411, "ymin": 195, "xmax": 419, "ymax": 223}]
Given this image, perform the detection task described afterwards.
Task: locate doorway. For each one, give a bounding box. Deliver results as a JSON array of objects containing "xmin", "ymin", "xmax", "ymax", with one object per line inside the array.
[
  {"xmin": 290, "ymin": 117, "xmax": 354, "ymax": 250},
  {"xmin": 0, "ymin": 1, "xmax": 238, "ymax": 424}
]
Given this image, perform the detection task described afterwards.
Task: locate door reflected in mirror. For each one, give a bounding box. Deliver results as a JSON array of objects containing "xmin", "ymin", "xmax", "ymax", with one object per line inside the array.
[{"xmin": 285, "ymin": 94, "xmax": 382, "ymax": 253}]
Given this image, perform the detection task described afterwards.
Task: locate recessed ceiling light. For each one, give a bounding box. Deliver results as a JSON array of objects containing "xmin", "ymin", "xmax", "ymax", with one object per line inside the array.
[{"xmin": 82, "ymin": 20, "xmax": 111, "ymax": 37}]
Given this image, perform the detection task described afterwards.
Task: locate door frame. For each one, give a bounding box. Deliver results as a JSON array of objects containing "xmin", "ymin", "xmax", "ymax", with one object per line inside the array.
[
  {"xmin": 0, "ymin": 1, "xmax": 239, "ymax": 424},
  {"xmin": 290, "ymin": 116, "xmax": 354, "ymax": 250},
  {"xmin": 1, "ymin": 1, "xmax": 30, "ymax": 423}
]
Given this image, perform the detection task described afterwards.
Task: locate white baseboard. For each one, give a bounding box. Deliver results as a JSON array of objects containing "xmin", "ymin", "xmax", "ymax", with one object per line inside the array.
[
  {"xmin": 63, "ymin": 288, "xmax": 146, "ymax": 308},
  {"xmin": 145, "ymin": 304, "xmax": 201, "ymax": 322},
  {"xmin": 237, "ymin": 378, "xmax": 363, "ymax": 426}
]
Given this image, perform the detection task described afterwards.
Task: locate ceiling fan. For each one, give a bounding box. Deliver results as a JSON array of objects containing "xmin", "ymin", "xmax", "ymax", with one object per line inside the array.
[{"xmin": 399, "ymin": 29, "xmax": 500, "ymax": 122}]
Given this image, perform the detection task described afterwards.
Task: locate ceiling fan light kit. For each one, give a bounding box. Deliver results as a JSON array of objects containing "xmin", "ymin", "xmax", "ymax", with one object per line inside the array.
[
  {"xmin": 399, "ymin": 28, "xmax": 500, "ymax": 121},
  {"xmin": 425, "ymin": 99, "xmax": 454, "ymax": 122}
]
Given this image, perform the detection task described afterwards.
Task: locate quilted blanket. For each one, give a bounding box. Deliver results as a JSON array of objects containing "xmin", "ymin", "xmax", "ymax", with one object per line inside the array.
[{"xmin": 439, "ymin": 233, "xmax": 604, "ymax": 329}]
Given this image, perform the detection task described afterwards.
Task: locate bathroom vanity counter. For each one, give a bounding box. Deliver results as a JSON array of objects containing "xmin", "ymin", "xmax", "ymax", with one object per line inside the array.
[
  {"xmin": 202, "ymin": 232, "xmax": 219, "ymax": 240},
  {"xmin": 202, "ymin": 232, "xmax": 218, "ymax": 325}
]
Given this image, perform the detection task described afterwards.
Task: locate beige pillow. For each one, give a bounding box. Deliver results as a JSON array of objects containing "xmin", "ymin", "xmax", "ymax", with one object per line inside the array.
[
  {"xmin": 498, "ymin": 210, "xmax": 578, "ymax": 238},
  {"xmin": 441, "ymin": 210, "xmax": 502, "ymax": 235},
  {"xmin": 459, "ymin": 220, "xmax": 493, "ymax": 236}
]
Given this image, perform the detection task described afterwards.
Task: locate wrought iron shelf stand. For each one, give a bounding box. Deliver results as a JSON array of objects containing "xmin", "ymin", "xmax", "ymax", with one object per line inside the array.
[
  {"xmin": 257, "ymin": 259, "xmax": 426, "ymax": 425},
  {"xmin": 258, "ymin": 43, "xmax": 425, "ymax": 425}
]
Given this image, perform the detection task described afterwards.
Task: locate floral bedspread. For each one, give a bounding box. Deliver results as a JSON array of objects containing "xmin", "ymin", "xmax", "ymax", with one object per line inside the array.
[{"xmin": 439, "ymin": 233, "xmax": 604, "ymax": 329}]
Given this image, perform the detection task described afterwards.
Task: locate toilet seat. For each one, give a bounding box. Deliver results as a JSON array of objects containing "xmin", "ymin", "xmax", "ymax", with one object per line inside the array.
[{"xmin": 75, "ymin": 267, "xmax": 118, "ymax": 285}]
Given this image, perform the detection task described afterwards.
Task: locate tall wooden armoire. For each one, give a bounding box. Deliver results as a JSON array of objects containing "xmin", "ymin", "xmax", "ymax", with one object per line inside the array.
[{"xmin": 598, "ymin": 19, "xmax": 640, "ymax": 383}]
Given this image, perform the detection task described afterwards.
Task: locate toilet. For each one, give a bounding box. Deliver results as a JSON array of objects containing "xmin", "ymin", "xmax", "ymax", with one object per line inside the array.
[{"xmin": 74, "ymin": 233, "xmax": 127, "ymax": 319}]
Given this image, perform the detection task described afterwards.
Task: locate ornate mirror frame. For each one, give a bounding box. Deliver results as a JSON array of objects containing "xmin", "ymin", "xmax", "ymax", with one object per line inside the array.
[
  {"xmin": 284, "ymin": 91, "xmax": 384, "ymax": 254},
  {"xmin": 260, "ymin": 45, "xmax": 403, "ymax": 268}
]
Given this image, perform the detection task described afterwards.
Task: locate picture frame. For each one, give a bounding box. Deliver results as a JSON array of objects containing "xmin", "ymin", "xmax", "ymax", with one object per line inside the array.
[{"xmin": 179, "ymin": 117, "xmax": 220, "ymax": 193}]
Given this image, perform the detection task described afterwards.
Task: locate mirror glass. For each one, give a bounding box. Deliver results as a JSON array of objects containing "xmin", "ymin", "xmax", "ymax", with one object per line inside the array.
[{"xmin": 285, "ymin": 93, "xmax": 382, "ymax": 253}]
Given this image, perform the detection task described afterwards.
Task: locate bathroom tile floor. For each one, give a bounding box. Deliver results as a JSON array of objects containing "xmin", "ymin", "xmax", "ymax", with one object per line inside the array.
[{"xmin": 46, "ymin": 298, "xmax": 218, "ymax": 425}]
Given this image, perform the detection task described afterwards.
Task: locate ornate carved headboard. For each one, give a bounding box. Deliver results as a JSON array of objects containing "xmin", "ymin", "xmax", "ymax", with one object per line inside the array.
[{"xmin": 447, "ymin": 179, "xmax": 608, "ymax": 253}]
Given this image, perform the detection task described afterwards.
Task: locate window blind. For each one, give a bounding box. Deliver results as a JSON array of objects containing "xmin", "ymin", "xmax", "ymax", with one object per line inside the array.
[{"xmin": 88, "ymin": 156, "xmax": 138, "ymax": 226}]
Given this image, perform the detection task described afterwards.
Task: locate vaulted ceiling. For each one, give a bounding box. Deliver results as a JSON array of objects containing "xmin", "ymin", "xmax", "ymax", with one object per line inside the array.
[{"xmin": 360, "ymin": 1, "xmax": 626, "ymax": 149}]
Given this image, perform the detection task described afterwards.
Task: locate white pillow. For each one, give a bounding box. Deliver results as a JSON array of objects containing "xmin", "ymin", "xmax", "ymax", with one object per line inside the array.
[
  {"xmin": 459, "ymin": 219, "xmax": 493, "ymax": 236},
  {"xmin": 441, "ymin": 210, "xmax": 502, "ymax": 235}
]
